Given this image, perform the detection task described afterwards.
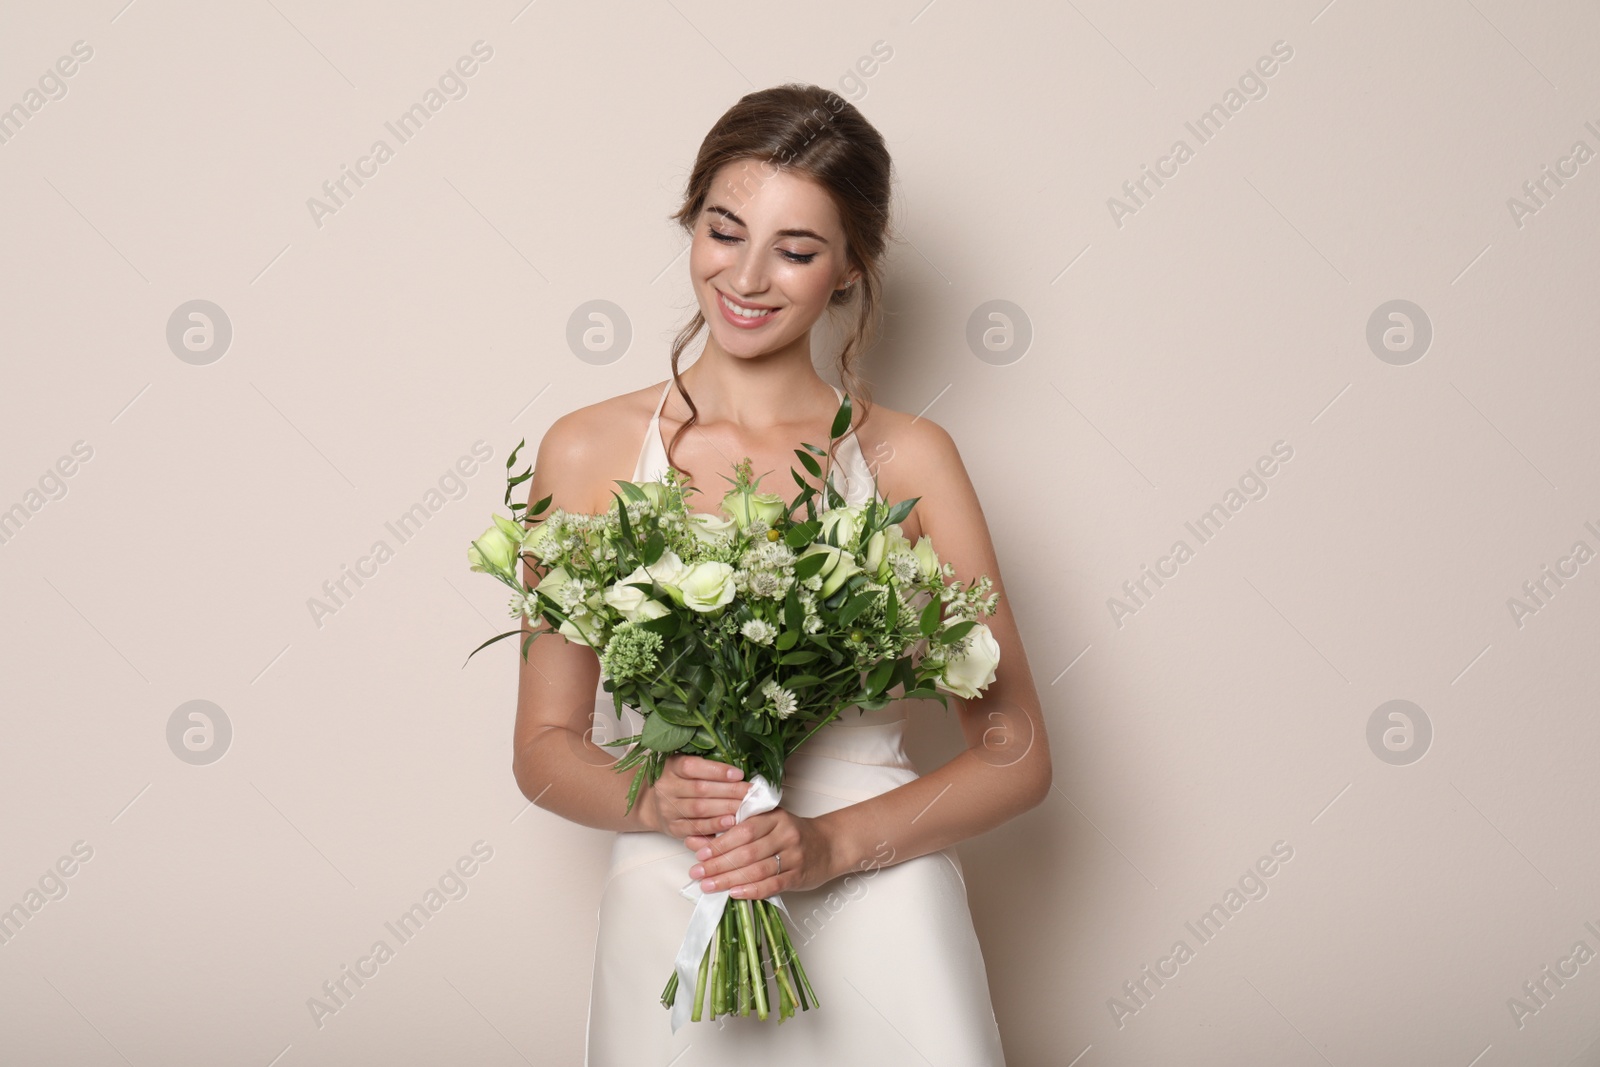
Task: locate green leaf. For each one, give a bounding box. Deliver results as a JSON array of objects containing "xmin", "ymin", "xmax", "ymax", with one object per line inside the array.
[
  {"xmin": 643, "ymin": 529, "xmax": 665, "ymax": 566},
  {"xmin": 794, "ymin": 552, "xmax": 828, "ymax": 582},
  {"xmin": 865, "ymin": 658, "xmax": 896, "ymax": 696},
  {"xmin": 638, "ymin": 613, "xmax": 678, "ymax": 636},
  {"xmin": 884, "ymin": 498, "xmax": 918, "ymax": 526},
  {"xmin": 829, "ymin": 393, "xmax": 852, "ymax": 440},
  {"xmin": 779, "ymin": 649, "xmax": 819, "ymax": 665},
  {"xmin": 793, "ymin": 449, "xmax": 822, "ymax": 477},
  {"xmin": 785, "ymin": 519, "xmax": 821, "ymax": 549},
  {"xmin": 919, "ymin": 599, "xmax": 942, "ymax": 636},
  {"xmin": 613, "ymin": 492, "xmax": 634, "ymax": 547},
  {"xmin": 640, "ymin": 713, "xmax": 696, "ymax": 752},
  {"xmin": 884, "ymin": 584, "xmax": 899, "ymax": 629},
  {"xmin": 614, "ymin": 480, "xmax": 648, "ymax": 503},
  {"xmin": 651, "ymin": 699, "xmax": 697, "ymax": 728},
  {"xmin": 940, "ymin": 619, "xmax": 978, "ymax": 644},
  {"xmin": 785, "ymin": 587, "xmax": 803, "ymax": 633},
  {"xmin": 838, "ymin": 590, "xmax": 876, "ymax": 627},
  {"xmin": 775, "ymin": 629, "xmax": 799, "ymax": 651},
  {"xmin": 783, "ymin": 673, "xmax": 822, "ymax": 689}
]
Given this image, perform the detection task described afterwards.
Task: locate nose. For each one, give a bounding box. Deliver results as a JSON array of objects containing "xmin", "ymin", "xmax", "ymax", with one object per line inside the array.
[{"xmin": 728, "ymin": 243, "xmax": 769, "ymax": 299}]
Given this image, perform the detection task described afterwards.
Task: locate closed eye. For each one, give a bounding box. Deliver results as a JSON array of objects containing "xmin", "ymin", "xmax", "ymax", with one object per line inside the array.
[{"xmin": 708, "ymin": 227, "xmax": 817, "ymax": 265}]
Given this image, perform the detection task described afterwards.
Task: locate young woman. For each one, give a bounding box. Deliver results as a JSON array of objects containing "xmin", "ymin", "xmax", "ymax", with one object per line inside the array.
[{"xmin": 512, "ymin": 83, "xmax": 1051, "ymax": 1065}]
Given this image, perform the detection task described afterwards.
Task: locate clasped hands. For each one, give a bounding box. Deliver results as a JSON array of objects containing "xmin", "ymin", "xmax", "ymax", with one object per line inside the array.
[{"xmin": 642, "ymin": 753, "xmax": 835, "ymax": 900}]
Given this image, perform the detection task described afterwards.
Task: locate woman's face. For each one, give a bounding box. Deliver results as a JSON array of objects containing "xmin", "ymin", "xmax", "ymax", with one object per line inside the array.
[{"xmin": 688, "ymin": 159, "xmax": 859, "ymax": 360}]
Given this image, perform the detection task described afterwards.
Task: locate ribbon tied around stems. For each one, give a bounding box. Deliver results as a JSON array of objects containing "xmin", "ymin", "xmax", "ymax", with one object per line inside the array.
[{"xmin": 670, "ymin": 772, "xmax": 793, "ymax": 1033}]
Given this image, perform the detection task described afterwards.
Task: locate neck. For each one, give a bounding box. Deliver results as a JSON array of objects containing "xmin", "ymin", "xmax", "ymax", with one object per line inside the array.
[{"xmin": 675, "ymin": 336, "xmax": 836, "ymax": 430}]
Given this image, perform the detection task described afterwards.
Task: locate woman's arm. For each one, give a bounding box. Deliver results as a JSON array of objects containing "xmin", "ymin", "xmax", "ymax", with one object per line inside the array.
[
  {"xmin": 815, "ymin": 417, "xmax": 1053, "ymax": 878},
  {"xmin": 511, "ymin": 412, "xmax": 661, "ymax": 833}
]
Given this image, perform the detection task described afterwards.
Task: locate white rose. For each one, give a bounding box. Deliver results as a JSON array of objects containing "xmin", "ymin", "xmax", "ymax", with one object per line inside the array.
[
  {"xmin": 603, "ymin": 566, "xmax": 656, "ymax": 621},
  {"xmin": 633, "ymin": 598, "xmax": 671, "ymax": 622},
  {"xmin": 818, "ymin": 505, "xmax": 867, "ymax": 548},
  {"xmin": 641, "ymin": 550, "xmax": 690, "ymax": 593},
  {"xmin": 864, "ymin": 523, "xmax": 911, "ymax": 580},
  {"xmin": 939, "ymin": 622, "xmax": 1001, "ymax": 699},
  {"xmin": 721, "ymin": 487, "xmax": 786, "ymax": 529},
  {"xmin": 798, "ymin": 543, "xmax": 862, "ymax": 598},
  {"xmin": 911, "ymin": 536, "xmax": 940, "ymax": 583},
  {"xmin": 676, "ymin": 561, "xmax": 737, "ymax": 612},
  {"xmin": 688, "ymin": 511, "xmax": 738, "ymax": 542},
  {"xmin": 468, "ymin": 522, "xmax": 519, "ymax": 578}
]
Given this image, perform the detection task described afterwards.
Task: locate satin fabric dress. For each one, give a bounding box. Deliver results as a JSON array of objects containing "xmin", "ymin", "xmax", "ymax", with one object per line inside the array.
[{"xmin": 583, "ymin": 381, "xmax": 1006, "ymax": 1065}]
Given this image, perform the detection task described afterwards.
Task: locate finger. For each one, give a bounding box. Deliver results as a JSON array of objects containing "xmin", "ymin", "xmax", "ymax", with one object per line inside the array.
[
  {"xmin": 724, "ymin": 859, "xmax": 786, "ymax": 899},
  {"xmin": 667, "ymin": 815, "xmax": 735, "ymax": 840},
  {"xmin": 676, "ymin": 755, "xmax": 745, "ymax": 781},
  {"xmin": 691, "ymin": 838, "xmax": 770, "ymax": 881},
  {"xmin": 678, "ymin": 777, "xmax": 750, "ymax": 802},
  {"xmin": 694, "ymin": 815, "xmax": 775, "ymax": 864}
]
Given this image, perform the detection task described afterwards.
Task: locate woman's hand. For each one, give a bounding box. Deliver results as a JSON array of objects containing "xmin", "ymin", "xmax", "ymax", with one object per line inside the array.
[
  {"xmin": 641, "ymin": 754, "xmax": 750, "ymax": 843},
  {"xmin": 685, "ymin": 808, "xmax": 837, "ymax": 900}
]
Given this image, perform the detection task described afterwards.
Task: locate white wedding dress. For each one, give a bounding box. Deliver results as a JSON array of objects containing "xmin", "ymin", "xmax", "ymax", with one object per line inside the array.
[{"xmin": 583, "ymin": 380, "xmax": 1007, "ymax": 1065}]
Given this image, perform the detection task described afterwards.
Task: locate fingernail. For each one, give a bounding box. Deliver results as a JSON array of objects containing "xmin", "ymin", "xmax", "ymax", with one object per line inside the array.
[
  {"xmin": 701, "ymin": 879, "xmax": 716, "ymax": 891},
  {"xmin": 721, "ymin": 815, "xmax": 734, "ymax": 827},
  {"xmin": 697, "ymin": 847, "xmax": 712, "ymax": 860},
  {"xmin": 727, "ymin": 768, "xmax": 742, "ymax": 780},
  {"xmin": 689, "ymin": 865, "xmax": 704, "ymax": 878}
]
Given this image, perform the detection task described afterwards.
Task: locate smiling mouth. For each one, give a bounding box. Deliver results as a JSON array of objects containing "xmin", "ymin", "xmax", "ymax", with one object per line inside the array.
[{"xmin": 719, "ymin": 292, "xmax": 778, "ymax": 320}]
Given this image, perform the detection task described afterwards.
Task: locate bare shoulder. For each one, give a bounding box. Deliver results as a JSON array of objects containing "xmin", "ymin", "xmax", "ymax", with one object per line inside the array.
[
  {"xmin": 528, "ymin": 381, "xmax": 667, "ymax": 515},
  {"xmin": 853, "ymin": 399, "xmax": 969, "ymax": 498}
]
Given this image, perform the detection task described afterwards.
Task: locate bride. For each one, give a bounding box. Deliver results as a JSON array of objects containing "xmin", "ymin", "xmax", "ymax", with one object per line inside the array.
[{"xmin": 511, "ymin": 83, "xmax": 1052, "ymax": 1065}]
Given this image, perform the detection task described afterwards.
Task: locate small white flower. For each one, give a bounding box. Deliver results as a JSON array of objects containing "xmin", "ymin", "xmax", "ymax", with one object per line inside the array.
[
  {"xmin": 508, "ymin": 590, "xmax": 540, "ymax": 619},
  {"xmin": 740, "ymin": 619, "xmax": 778, "ymax": 645},
  {"xmin": 761, "ymin": 679, "xmax": 798, "ymax": 719}
]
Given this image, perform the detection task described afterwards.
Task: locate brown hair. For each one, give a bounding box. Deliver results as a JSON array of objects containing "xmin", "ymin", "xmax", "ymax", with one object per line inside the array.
[{"xmin": 662, "ymin": 83, "xmax": 894, "ymax": 490}]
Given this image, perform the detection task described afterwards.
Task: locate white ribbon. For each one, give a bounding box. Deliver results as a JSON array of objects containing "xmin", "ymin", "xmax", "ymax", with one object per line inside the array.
[{"xmin": 670, "ymin": 772, "xmax": 793, "ymax": 1032}]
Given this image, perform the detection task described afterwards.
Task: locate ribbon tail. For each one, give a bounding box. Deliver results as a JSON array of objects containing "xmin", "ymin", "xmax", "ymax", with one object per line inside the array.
[{"xmin": 670, "ymin": 882, "xmax": 730, "ymax": 1033}]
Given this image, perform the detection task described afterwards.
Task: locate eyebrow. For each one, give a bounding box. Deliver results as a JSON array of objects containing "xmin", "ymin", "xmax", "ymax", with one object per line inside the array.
[{"xmin": 705, "ymin": 204, "xmax": 830, "ymax": 244}]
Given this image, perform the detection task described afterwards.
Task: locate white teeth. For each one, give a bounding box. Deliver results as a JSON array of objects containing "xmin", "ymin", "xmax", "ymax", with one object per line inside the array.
[{"xmin": 721, "ymin": 293, "xmax": 775, "ymax": 319}]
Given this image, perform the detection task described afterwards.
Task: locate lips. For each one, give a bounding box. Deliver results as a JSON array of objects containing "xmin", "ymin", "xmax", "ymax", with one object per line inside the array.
[{"xmin": 716, "ymin": 290, "xmax": 780, "ymax": 327}]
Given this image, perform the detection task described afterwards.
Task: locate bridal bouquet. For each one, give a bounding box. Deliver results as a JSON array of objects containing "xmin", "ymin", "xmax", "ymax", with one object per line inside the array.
[{"xmin": 466, "ymin": 395, "xmax": 1002, "ymax": 1029}]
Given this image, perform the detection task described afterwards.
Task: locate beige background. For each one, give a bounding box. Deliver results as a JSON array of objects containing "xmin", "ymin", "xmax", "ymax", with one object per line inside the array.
[{"xmin": 3, "ymin": 0, "xmax": 1599, "ymax": 1064}]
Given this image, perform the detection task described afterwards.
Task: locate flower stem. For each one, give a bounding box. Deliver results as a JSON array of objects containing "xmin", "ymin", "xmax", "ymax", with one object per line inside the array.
[
  {"xmin": 756, "ymin": 900, "xmax": 801, "ymax": 1016},
  {"xmin": 691, "ymin": 934, "xmax": 710, "ymax": 1021},
  {"xmin": 736, "ymin": 898, "xmax": 770, "ymax": 1020}
]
